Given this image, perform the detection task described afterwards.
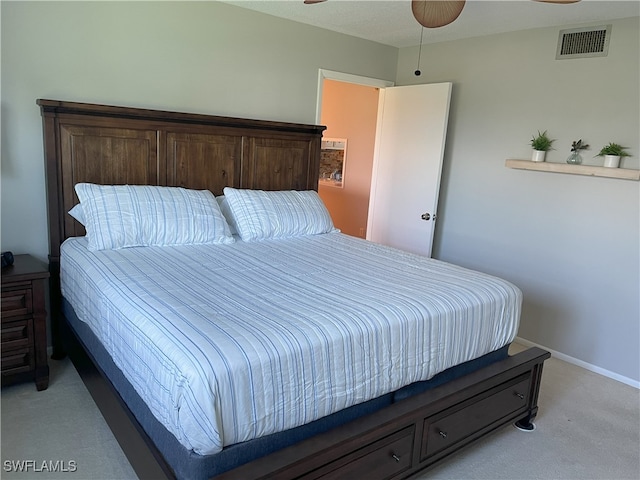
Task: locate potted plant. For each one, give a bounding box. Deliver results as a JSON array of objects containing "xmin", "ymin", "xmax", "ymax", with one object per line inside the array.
[
  {"xmin": 530, "ymin": 130, "xmax": 554, "ymax": 162},
  {"xmin": 595, "ymin": 142, "xmax": 631, "ymax": 168}
]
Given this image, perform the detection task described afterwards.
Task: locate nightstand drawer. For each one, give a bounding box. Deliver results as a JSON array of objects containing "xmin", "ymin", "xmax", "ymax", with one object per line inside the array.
[
  {"xmin": 1, "ymin": 348, "xmax": 34, "ymax": 374},
  {"xmin": 1, "ymin": 319, "xmax": 33, "ymax": 349},
  {"xmin": 1, "ymin": 287, "xmax": 33, "ymax": 318}
]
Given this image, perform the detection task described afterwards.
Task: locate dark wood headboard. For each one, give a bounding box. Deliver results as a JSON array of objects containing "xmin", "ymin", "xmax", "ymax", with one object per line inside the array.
[
  {"xmin": 38, "ymin": 99, "xmax": 326, "ymax": 263},
  {"xmin": 38, "ymin": 99, "xmax": 325, "ymax": 356}
]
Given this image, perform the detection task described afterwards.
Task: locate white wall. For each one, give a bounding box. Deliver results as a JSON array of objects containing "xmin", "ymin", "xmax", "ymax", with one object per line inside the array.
[
  {"xmin": 397, "ymin": 17, "xmax": 640, "ymax": 384},
  {"xmin": 0, "ymin": 1, "xmax": 397, "ymax": 260}
]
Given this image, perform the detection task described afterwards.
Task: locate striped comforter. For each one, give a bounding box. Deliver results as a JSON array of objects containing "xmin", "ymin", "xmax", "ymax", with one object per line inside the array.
[{"xmin": 60, "ymin": 232, "xmax": 521, "ymax": 455}]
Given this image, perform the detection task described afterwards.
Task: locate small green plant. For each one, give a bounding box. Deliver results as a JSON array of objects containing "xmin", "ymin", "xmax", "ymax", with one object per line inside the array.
[
  {"xmin": 530, "ymin": 130, "xmax": 554, "ymax": 151},
  {"xmin": 595, "ymin": 142, "xmax": 631, "ymax": 157},
  {"xmin": 570, "ymin": 139, "xmax": 589, "ymax": 152}
]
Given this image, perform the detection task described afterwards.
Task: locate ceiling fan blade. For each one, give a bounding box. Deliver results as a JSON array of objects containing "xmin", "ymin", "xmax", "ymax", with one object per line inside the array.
[
  {"xmin": 533, "ymin": 0, "xmax": 581, "ymax": 3},
  {"xmin": 412, "ymin": 1, "xmax": 466, "ymax": 29},
  {"xmin": 304, "ymin": 0, "xmax": 327, "ymax": 4}
]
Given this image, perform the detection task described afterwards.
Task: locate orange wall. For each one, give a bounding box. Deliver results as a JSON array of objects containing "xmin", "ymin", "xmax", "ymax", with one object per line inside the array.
[{"xmin": 319, "ymin": 79, "xmax": 379, "ymax": 238}]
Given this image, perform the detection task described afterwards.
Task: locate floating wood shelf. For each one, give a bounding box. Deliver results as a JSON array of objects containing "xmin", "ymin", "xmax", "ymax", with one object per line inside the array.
[{"xmin": 505, "ymin": 159, "xmax": 640, "ymax": 181}]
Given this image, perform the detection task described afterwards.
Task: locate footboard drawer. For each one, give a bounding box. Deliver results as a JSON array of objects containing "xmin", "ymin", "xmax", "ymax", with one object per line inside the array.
[
  {"xmin": 301, "ymin": 426, "xmax": 414, "ymax": 480},
  {"xmin": 421, "ymin": 373, "xmax": 531, "ymax": 461}
]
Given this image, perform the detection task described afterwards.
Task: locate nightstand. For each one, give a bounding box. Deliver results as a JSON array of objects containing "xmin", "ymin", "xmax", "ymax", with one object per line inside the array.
[{"xmin": 1, "ymin": 254, "xmax": 50, "ymax": 390}]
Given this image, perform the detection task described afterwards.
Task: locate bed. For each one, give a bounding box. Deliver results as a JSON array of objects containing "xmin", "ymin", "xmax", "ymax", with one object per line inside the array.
[{"xmin": 38, "ymin": 99, "xmax": 550, "ymax": 480}]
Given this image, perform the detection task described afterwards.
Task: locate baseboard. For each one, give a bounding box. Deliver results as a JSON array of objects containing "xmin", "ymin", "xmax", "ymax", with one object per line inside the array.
[{"xmin": 515, "ymin": 337, "xmax": 639, "ymax": 389}]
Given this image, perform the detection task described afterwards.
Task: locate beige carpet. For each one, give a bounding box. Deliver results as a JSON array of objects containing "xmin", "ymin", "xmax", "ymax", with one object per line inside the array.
[{"xmin": 2, "ymin": 343, "xmax": 638, "ymax": 480}]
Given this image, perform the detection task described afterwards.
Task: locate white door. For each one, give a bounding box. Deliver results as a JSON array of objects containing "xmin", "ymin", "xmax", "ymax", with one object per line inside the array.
[{"xmin": 366, "ymin": 83, "xmax": 452, "ymax": 257}]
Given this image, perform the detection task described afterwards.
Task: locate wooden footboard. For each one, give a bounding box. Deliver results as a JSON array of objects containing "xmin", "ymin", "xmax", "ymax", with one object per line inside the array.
[{"xmin": 215, "ymin": 347, "xmax": 550, "ymax": 480}]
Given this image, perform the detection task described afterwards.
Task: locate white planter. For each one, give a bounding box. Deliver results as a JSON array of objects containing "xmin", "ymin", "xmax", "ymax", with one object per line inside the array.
[
  {"xmin": 603, "ymin": 155, "xmax": 621, "ymax": 168},
  {"xmin": 531, "ymin": 150, "xmax": 546, "ymax": 162}
]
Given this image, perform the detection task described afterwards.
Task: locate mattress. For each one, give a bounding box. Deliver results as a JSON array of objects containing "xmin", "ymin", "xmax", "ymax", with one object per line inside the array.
[{"xmin": 60, "ymin": 232, "xmax": 521, "ymax": 456}]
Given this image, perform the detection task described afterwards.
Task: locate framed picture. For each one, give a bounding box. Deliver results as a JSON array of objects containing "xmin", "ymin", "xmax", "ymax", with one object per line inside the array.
[{"xmin": 319, "ymin": 138, "xmax": 347, "ymax": 188}]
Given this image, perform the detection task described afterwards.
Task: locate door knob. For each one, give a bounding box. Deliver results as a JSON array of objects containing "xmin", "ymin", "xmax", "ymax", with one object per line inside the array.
[{"xmin": 421, "ymin": 212, "xmax": 431, "ymax": 221}]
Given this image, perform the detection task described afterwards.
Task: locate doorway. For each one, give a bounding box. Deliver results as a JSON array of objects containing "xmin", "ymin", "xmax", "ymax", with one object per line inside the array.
[
  {"xmin": 316, "ymin": 70, "xmax": 393, "ymax": 238},
  {"xmin": 317, "ymin": 70, "xmax": 451, "ymax": 257}
]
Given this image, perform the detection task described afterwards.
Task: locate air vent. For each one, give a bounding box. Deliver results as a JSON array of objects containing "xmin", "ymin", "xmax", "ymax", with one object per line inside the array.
[{"xmin": 556, "ymin": 25, "xmax": 611, "ymax": 59}]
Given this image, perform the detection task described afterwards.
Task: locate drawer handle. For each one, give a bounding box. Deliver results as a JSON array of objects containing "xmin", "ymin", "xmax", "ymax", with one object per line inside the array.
[
  {"xmin": 391, "ymin": 453, "xmax": 401, "ymax": 463},
  {"xmin": 438, "ymin": 430, "xmax": 447, "ymax": 439},
  {"xmin": 514, "ymin": 392, "xmax": 525, "ymax": 400}
]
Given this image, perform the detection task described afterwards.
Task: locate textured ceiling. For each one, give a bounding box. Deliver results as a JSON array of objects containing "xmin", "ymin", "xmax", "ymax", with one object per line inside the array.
[{"xmin": 223, "ymin": 0, "xmax": 639, "ymax": 48}]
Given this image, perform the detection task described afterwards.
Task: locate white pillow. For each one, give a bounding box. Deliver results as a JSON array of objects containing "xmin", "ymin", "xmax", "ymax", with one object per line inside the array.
[
  {"xmin": 75, "ymin": 183, "xmax": 235, "ymax": 251},
  {"xmin": 68, "ymin": 204, "xmax": 86, "ymax": 226},
  {"xmin": 222, "ymin": 187, "xmax": 337, "ymax": 241},
  {"xmin": 215, "ymin": 195, "xmax": 237, "ymax": 236}
]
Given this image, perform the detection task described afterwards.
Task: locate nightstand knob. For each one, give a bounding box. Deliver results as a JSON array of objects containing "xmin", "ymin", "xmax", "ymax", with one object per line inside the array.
[
  {"xmin": 439, "ymin": 430, "xmax": 447, "ymax": 439},
  {"xmin": 391, "ymin": 453, "xmax": 401, "ymax": 462}
]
